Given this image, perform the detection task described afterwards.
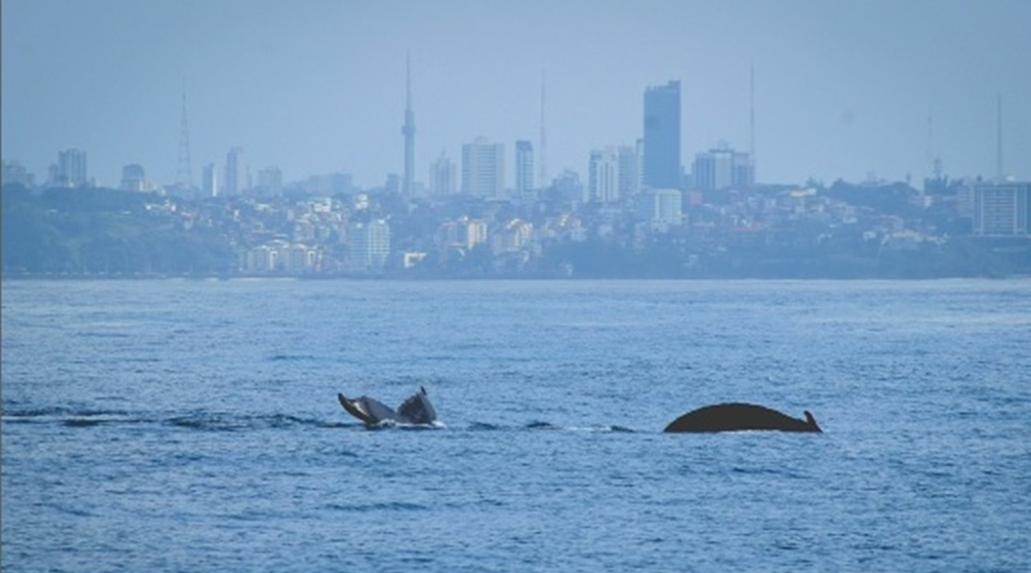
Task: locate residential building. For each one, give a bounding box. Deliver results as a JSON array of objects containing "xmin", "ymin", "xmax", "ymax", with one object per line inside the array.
[
  {"xmin": 349, "ymin": 219, "xmax": 392, "ymax": 272},
  {"xmin": 639, "ymin": 188, "xmax": 683, "ymax": 229},
  {"xmin": 970, "ymin": 181, "xmax": 1030, "ymax": 235}
]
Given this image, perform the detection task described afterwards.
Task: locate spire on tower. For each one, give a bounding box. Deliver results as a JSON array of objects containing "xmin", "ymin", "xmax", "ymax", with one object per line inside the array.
[
  {"xmin": 402, "ymin": 52, "xmax": 416, "ymax": 196},
  {"xmin": 176, "ymin": 81, "xmax": 193, "ymax": 189},
  {"xmin": 996, "ymin": 93, "xmax": 1003, "ymax": 180},
  {"xmin": 406, "ymin": 51, "xmax": 412, "ymax": 111},
  {"xmin": 749, "ymin": 64, "xmax": 755, "ymax": 162}
]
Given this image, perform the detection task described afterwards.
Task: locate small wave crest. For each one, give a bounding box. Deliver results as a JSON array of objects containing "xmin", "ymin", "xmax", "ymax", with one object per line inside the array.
[
  {"xmin": 366, "ymin": 420, "xmax": 446, "ymax": 431},
  {"xmin": 267, "ymin": 354, "xmax": 317, "ymax": 362},
  {"xmin": 324, "ymin": 501, "xmax": 429, "ymax": 512},
  {"xmin": 3, "ymin": 406, "xmax": 130, "ymax": 419},
  {"xmin": 168, "ymin": 413, "xmax": 358, "ymax": 432},
  {"xmin": 3, "ymin": 408, "xmax": 359, "ymax": 432}
]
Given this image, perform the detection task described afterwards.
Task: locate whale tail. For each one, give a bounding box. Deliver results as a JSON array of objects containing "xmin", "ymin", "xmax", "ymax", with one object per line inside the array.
[{"xmin": 804, "ymin": 410, "xmax": 822, "ymax": 433}]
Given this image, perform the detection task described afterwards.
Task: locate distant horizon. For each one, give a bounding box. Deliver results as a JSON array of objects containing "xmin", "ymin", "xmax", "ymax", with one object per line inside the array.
[{"xmin": 3, "ymin": 0, "xmax": 1030, "ymax": 188}]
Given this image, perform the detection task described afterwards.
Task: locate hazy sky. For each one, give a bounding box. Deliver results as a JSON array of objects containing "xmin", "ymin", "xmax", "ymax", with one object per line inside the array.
[{"xmin": 3, "ymin": 0, "xmax": 1030, "ymax": 189}]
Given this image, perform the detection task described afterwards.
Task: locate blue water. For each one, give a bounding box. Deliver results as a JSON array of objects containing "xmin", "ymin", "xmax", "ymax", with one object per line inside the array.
[{"xmin": 2, "ymin": 279, "xmax": 1030, "ymax": 572}]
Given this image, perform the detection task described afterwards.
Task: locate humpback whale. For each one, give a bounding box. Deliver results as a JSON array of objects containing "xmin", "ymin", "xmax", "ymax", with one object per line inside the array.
[
  {"xmin": 664, "ymin": 403, "xmax": 821, "ymax": 433},
  {"xmin": 337, "ymin": 386, "xmax": 437, "ymax": 426}
]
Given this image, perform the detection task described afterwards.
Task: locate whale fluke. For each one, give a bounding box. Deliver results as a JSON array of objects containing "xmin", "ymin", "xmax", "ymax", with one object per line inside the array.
[
  {"xmin": 664, "ymin": 403, "xmax": 822, "ymax": 433},
  {"xmin": 338, "ymin": 388, "xmax": 437, "ymax": 426},
  {"xmin": 396, "ymin": 386, "xmax": 436, "ymax": 425}
]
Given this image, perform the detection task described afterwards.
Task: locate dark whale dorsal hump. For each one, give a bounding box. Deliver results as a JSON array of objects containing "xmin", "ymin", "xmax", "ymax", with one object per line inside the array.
[
  {"xmin": 397, "ymin": 386, "xmax": 436, "ymax": 424},
  {"xmin": 664, "ymin": 403, "xmax": 821, "ymax": 433},
  {"xmin": 338, "ymin": 394, "xmax": 399, "ymax": 425}
]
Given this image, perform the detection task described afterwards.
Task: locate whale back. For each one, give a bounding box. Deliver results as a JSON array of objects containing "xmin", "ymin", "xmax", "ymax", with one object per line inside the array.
[
  {"xmin": 338, "ymin": 393, "xmax": 399, "ymax": 425},
  {"xmin": 664, "ymin": 403, "xmax": 821, "ymax": 433}
]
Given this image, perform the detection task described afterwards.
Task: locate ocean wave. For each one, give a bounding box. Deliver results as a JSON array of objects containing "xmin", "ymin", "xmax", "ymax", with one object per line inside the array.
[
  {"xmin": 2, "ymin": 408, "xmax": 359, "ymax": 431},
  {"xmin": 324, "ymin": 501, "xmax": 429, "ymax": 512},
  {"xmin": 266, "ymin": 353, "xmax": 321, "ymax": 362}
]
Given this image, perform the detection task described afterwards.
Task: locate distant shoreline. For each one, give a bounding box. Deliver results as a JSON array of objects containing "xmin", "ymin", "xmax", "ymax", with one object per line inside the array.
[{"xmin": 3, "ymin": 272, "xmax": 1029, "ymax": 282}]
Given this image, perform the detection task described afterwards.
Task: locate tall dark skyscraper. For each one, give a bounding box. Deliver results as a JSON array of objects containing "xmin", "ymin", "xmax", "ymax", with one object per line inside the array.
[
  {"xmin": 402, "ymin": 53, "xmax": 416, "ymax": 196},
  {"xmin": 643, "ymin": 80, "xmax": 681, "ymax": 189}
]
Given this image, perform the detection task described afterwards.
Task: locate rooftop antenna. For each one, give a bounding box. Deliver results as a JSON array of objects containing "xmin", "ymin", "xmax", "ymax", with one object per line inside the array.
[
  {"xmin": 176, "ymin": 79, "xmax": 193, "ymax": 188},
  {"xmin": 539, "ymin": 70, "xmax": 547, "ymax": 188},
  {"xmin": 995, "ymin": 93, "xmax": 1003, "ymax": 181},
  {"xmin": 749, "ymin": 63, "xmax": 755, "ymax": 161},
  {"xmin": 926, "ymin": 110, "xmax": 934, "ymax": 171},
  {"xmin": 402, "ymin": 52, "xmax": 416, "ymax": 196}
]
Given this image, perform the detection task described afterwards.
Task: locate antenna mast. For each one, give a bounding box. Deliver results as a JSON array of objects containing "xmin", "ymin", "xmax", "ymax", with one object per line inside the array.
[
  {"xmin": 749, "ymin": 64, "xmax": 755, "ymax": 160},
  {"xmin": 176, "ymin": 81, "xmax": 193, "ymax": 189},
  {"xmin": 539, "ymin": 71, "xmax": 547, "ymax": 188},
  {"xmin": 996, "ymin": 93, "xmax": 1003, "ymax": 180}
]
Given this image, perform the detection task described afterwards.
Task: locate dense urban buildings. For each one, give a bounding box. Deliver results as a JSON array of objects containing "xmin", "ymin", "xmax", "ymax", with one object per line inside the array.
[
  {"xmin": 692, "ymin": 147, "xmax": 754, "ymax": 191},
  {"xmin": 2, "ymin": 73, "xmax": 1028, "ymax": 279}
]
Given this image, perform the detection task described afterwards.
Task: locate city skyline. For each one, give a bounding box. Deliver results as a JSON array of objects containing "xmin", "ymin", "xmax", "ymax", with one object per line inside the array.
[{"xmin": 3, "ymin": 0, "xmax": 1031, "ymax": 189}]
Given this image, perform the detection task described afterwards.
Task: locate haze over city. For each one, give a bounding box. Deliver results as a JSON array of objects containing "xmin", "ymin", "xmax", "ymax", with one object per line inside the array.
[
  {"xmin": 3, "ymin": 0, "xmax": 1030, "ymax": 188},
  {"xmin": 4, "ymin": 3, "xmax": 1031, "ymax": 572}
]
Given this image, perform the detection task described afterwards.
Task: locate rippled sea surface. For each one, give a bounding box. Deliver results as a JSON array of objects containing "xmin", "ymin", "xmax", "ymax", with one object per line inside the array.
[{"xmin": 2, "ymin": 279, "xmax": 1030, "ymax": 572}]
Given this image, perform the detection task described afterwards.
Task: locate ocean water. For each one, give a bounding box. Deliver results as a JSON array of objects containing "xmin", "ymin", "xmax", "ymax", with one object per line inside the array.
[{"xmin": 2, "ymin": 279, "xmax": 1030, "ymax": 572}]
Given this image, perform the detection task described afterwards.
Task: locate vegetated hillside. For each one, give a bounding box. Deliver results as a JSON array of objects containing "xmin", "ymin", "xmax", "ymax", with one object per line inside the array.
[{"xmin": 1, "ymin": 185, "xmax": 235, "ymax": 275}]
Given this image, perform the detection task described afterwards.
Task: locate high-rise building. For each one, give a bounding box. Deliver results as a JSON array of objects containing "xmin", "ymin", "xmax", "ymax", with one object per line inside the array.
[
  {"xmin": 202, "ymin": 163, "xmax": 219, "ymax": 197},
  {"xmin": 692, "ymin": 147, "xmax": 754, "ymax": 191},
  {"xmin": 970, "ymin": 181, "xmax": 1030, "ymax": 236},
  {"xmin": 618, "ymin": 144, "xmax": 641, "ymax": 199},
  {"xmin": 430, "ymin": 151, "xmax": 456, "ymax": 196},
  {"xmin": 349, "ymin": 219, "xmax": 392, "ymax": 272},
  {"xmin": 257, "ymin": 166, "xmax": 283, "ymax": 195},
  {"xmin": 643, "ymin": 81, "xmax": 681, "ymax": 189},
  {"xmin": 462, "ymin": 137, "xmax": 505, "ymax": 198},
  {"xmin": 120, "ymin": 164, "xmax": 146, "ymax": 191},
  {"xmin": 384, "ymin": 173, "xmax": 401, "ymax": 195},
  {"xmin": 515, "ymin": 140, "xmax": 535, "ymax": 196},
  {"xmin": 402, "ymin": 54, "xmax": 416, "ymax": 196},
  {"xmin": 56, "ymin": 148, "xmax": 88, "ymax": 187},
  {"xmin": 551, "ymin": 169, "xmax": 584, "ymax": 206},
  {"xmin": 225, "ymin": 147, "xmax": 245, "ymax": 196},
  {"xmin": 2, "ymin": 161, "xmax": 34, "ymax": 187},
  {"xmin": 588, "ymin": 147, "xmax": 620, "ymax": 204}
]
